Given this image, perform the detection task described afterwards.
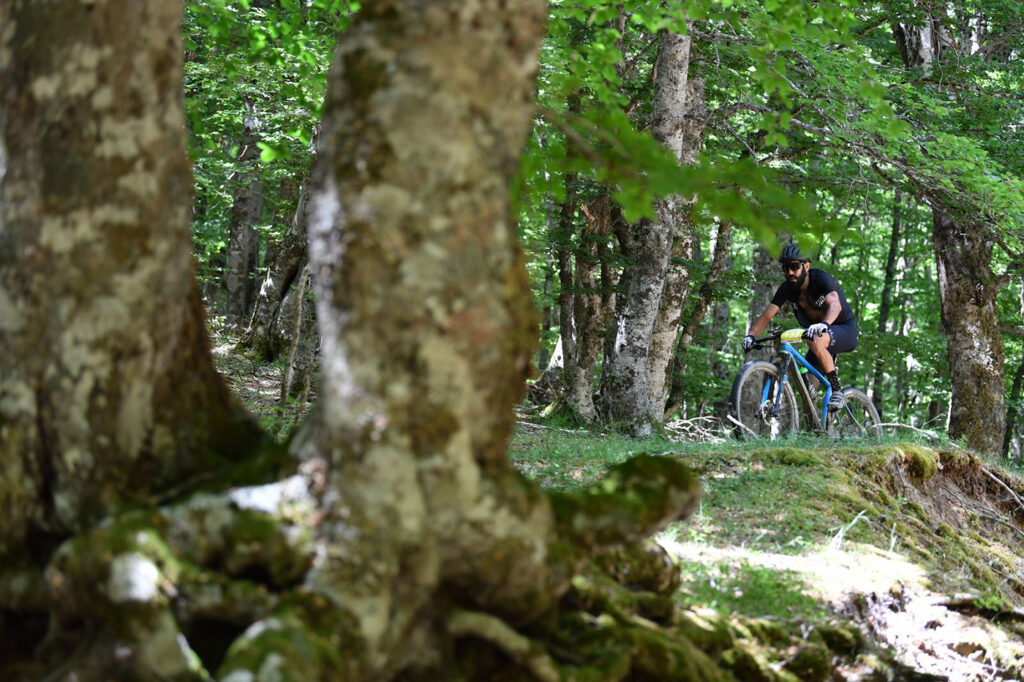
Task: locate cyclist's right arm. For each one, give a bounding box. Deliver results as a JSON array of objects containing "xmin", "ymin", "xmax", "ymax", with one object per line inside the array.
[{"xmin": 746, "ymin": 304, "xmax": 781, "ymax": 338}]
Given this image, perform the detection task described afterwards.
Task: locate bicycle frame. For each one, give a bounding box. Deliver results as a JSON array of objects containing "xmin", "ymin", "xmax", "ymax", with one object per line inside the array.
[{"xmin": 757, "ymin": 330, "xmax": 832, "ymax": 431}]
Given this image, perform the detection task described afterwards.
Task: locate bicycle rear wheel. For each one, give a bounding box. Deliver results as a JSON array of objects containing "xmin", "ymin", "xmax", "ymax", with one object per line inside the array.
[
  {"xmin": 828, "ymin": 388, "xmax": 882, "ymax": 440},
  {"xmin": 730, "ymin": 361, "xmax": 800, "ymax": 440}
]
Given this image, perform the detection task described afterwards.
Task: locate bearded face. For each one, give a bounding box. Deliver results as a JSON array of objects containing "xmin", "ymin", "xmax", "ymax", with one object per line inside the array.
[{"xmin": 783, "ymin": 261, "xmax": 809, "ymax": 287}]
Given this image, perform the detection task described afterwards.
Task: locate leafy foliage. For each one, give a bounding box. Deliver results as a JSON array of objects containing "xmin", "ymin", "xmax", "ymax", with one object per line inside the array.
[{"xmin": 185, "ymin": 0, "xmax": 1024, "ymax": 450}]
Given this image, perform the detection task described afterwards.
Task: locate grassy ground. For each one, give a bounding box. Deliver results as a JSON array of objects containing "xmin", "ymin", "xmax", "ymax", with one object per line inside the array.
[{"xmin": 509, "ymin": 417, "xmax": 1024, "ymax": 678}]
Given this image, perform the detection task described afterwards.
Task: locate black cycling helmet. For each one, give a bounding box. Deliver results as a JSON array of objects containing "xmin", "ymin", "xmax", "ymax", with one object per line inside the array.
[{"xmin": 778, "ymin": 243, "xmax": 807, "ymax": 263}]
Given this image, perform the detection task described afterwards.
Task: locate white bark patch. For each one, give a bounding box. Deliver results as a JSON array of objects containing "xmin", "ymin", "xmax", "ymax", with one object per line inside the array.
[
  {"xmin": 107, "ymin": 552, "xmax": 161, "ymax": 603},
  {"xmin": 0, "ymin": 379, "xmax": 35, "ymax": 418},
  {"xmin": 229, "ymin": 475, "xmax": 314, "ymax": 516},
  {"xmin": 0, "ymin": 286, "xmax": 24, "ymax": 332}
]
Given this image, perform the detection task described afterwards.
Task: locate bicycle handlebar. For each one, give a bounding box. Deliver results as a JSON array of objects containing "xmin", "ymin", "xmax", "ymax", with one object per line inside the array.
[{"xmin": 744, "ymin": 329, "xmax": 810, "ymax": 352}]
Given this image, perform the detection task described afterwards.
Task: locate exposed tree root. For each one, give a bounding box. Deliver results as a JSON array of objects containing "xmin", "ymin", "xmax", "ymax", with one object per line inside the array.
[{"xmin": 3, "ymin": 449, "xmax": 969, "ymax": 681}]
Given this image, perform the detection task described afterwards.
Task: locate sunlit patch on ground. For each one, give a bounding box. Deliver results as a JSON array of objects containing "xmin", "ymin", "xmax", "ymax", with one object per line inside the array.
[{"xmin": 659, "ymin": 537, "xmax": 1024, "ymax": 680}]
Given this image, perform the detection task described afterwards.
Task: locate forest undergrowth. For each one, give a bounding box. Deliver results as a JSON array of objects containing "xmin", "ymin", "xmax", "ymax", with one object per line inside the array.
[{"xmin": 215, "ymin": 332, "xmax": 1024, "ymax": 681}]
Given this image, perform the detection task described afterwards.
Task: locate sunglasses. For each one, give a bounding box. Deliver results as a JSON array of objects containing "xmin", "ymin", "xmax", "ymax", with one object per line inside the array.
[{"xmin": 782, "ymin": 261, "xmax": 804, "ymax": 273}]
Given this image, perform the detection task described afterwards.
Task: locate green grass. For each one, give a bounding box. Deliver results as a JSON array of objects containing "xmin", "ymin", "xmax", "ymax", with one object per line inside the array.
[
  {"xmin": 507, "ymin": 423, "xmax": 681, "ymax": 491},
  {"xmin": 678, "ymin": 559, "xmax": 827, "ymax": 620}
]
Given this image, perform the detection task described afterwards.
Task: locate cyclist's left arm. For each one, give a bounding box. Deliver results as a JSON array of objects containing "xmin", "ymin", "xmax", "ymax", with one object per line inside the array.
[{"xmin": 821, "ymin": 291, "xmax": 842, "ymax": 325}]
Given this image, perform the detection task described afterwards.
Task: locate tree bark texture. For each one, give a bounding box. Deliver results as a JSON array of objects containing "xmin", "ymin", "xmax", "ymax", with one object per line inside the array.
[
  {"xmin": 932, "ymin": 212, "xmax": 1005, "ymax": 455},
  {"xmin": 1004, "ymin": 280, "xmax": 1024, "ymax": 459},
  {"xmin": 225, "ymin": 109, "xmax": 264, "ymax": 326},
  {"xmin": 0, "ymin": 0, "xmax": 262, "ymax": 562},
  {"xmin": 279, "ymin": 262, "xmax": 319, "ymax": 403},
  {"xmin": 562, "ymin": 194, "xmax": 618, "ymax": 423},
  {"xmin": 647, "ymin": 76, "xmax": 707, "ymax": 421},
  {"xmin": 241, "ymin": 182, "xmax": 311, "ymax": 360},
  {"xmin": 294, "ymin": 1, "xmax": 556, "ymax": 674},
  {"xmin": 895, "ymin": 6, "xmax": 1006, "ymax": 454},
  {"xmin": 602, "ymin": 31, "xmax": 696, "ymax": 435}
]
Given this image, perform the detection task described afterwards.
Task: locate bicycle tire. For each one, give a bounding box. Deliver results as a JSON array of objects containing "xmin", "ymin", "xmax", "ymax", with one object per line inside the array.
[
  {"xmin": 828, "ymin": 387, "xmax": 882, "ymax": 440},
  {"xmin": 730, "ymin": 360, "xmax": 800, "ymax": 440}
]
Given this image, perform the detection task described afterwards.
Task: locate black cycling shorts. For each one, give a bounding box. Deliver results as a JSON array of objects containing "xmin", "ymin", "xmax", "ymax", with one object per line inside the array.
[{"xmin": 807, "ymin": 320, "xmax": 858, "ymax": 372}]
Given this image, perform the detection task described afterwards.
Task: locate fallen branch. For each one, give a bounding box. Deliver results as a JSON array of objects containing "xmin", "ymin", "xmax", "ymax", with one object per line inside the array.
[
  {"xmin": 874, "ymin": 422, "xmax": 942, "ymax": 440},
  {"xmin": 979, "ymin": 466, "xmax": 1024, "ymax": 517},
  {"xmin": 727, "ymin": 414, "xmax": 758, "ymax": 438}
]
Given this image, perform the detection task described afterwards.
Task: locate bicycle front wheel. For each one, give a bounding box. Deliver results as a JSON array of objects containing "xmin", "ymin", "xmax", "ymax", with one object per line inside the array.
[
  {"xmin": 828, "ymin": 388, "xmax": 882, "ymax": 440},
  {"xmin": 730, "ymin": 361, "xmax": 800, "ymax": 440}
]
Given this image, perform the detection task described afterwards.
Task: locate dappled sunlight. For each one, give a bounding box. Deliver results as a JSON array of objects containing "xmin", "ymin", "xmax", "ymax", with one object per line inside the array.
[{"xmin": 658, "ymin": 536, "xmax": 1024, "ymax": 680}]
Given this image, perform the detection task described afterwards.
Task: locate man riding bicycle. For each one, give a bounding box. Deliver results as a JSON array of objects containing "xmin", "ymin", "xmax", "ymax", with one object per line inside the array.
[{"xmin": 742, "ymin": 244, "xmax": 858, "ymax": 411}]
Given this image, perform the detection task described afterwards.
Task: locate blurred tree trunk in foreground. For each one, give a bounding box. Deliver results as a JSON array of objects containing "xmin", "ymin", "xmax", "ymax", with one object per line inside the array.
[{"xmin": 0, "ymin": 0, "xmax": 262, "ymax": 566}]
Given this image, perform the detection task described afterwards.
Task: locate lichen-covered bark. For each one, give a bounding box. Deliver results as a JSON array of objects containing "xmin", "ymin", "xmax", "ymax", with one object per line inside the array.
[
  {"xmin": 648, "ymin": 77, "xmax": 707, "ymax": 421},
  {"xmin": 291, "ymin": 0, "xmax": 555, "ymax": 674},
  {"xmin": 602, "ymin": 31, "xmax": 698, "ymax": 435},
  {"xmin": 563, "ymin": 194, "xmax": 618, "ymax": 423},
  {"xmin": 241, "ymin": 182, "xmax": 312, "ymax": 360},
  {"xmin": 0, "ymin": 0, "xmax": 262, "ymax": 564},
  {"xmin": 933, "ymin": 212, "xmax": 1005, "ymax": 455},
  {"xmin": 225, "ymin": 112, "xmax": 264, "ymax": 327}
]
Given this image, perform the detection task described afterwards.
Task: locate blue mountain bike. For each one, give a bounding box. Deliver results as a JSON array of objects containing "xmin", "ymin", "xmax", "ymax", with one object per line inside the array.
[{"xmin": 730, "ymin": 329, "xmax": 881, "ymax": 440}]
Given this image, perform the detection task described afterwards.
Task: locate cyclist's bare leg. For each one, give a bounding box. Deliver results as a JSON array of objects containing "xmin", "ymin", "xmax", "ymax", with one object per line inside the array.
[{"xmin": 807, "ymin": 334, "xmax": 835, "ymax": 373}]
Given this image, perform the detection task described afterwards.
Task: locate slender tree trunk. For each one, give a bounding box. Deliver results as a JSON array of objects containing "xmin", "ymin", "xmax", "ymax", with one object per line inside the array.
[
  {"xmin": 279, "ymin": 263, "xmax": 319, "ymax": 403},
  {"xmin": 747, "ymin": 236, "xmax": 787, "ymax": 362},
  {"xmin": 665, "ymin": 220, "xmax": 733, "ymax": 416},
  {"xmin": 241, "ymin": 182, "xmax": 311, "ymax": 360},
  {"xmin": 0, "ymin": 0, "xmax": 262, "ymax": 563},
  {"xmin": 870, "ymin": 190, "xmax": 902, "ymax": 413},
  {"xmin": 1004, "ymin": 281, "xmax": 1024, "ymax": 459},
  {"xmin": 225, "ymin": 107, "xmax": 264, "ymax": 326},
  {"xmin": 562, "ymin": 195, "xmax": 618, "ymax": 422},
  {"xmin": 932, "ymin": 212, "xmax": 1005, "ymax": 454}
]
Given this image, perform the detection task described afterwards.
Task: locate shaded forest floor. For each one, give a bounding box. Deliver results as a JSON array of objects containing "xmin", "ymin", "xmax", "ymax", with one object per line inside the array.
[{"xmin": 215, "ymin": 333, "xmax": 1024, "ymax": 681}]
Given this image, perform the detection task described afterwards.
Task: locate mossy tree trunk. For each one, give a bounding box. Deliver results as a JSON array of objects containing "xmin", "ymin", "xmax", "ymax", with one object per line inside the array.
[
  {"xmin": 0, "ymin": 0, "xmax": 263, "ymax": 565},
  {"xmin": 601, "ymin": 30, "xmax": 696, "ymax": 436},
  {"xmin": 287, "ymin": 1, "xmax": 564, "ymax": 672},
  {"xmin": 933, "ymin": 212, "xmax": 1006, "ymax": 455},
  {"xmin": 893, "ymin": 7, "xmax": 1008, "ymax": 455},
  {"xmin": 1, "ymin": 3, "xmax": 714, "ymax": 680},
  {"xmin": 241, "ymin": 178, "xmax": 313, "ymax": 362}
]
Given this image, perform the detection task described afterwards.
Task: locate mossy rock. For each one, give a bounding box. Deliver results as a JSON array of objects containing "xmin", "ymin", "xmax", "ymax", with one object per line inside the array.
[
  {"xmin": 674, "ymin": 607, "xmax": 736, "ymax": 653},
  {"xmin": 783, "ymin": 642, "xmax": 832, "ymax": 682},
  {"xmin": 897, "ymin": 445, "xmax": 938, "ymax": 481},
  {"xmin": 811, "ymin": 623, "xmax": 864, "ymax": 655},
  {"xmin": 762, "ymin": 448, "xmax": 823, "ymax": 467},
  {"xmin": 719, "ymin": 644, "xmax": 784, "ymax": 682},
  {"xmin": 742, "ymin": 618, "xmax": 791, "ymax": 647}
]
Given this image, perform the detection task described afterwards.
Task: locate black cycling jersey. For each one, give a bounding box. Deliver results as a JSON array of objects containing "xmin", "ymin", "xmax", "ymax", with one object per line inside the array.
[{"xmin": 770, "ymin": 268, "xmax": 854, "ymax": 328}]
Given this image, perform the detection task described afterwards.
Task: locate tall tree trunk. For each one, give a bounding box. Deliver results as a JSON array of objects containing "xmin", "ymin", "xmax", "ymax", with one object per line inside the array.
[
  {"xmin": 1004, "ymin": 280, "xmax": 1024, "ymax": 459},
  {"xmin": 225, "ymin": 107, "xmax": 264, "ymax": 326},
  {"xmin": 894, "ymin": 8, "xmax": 1006, "ymax": 453},
  {"xmin": 294, "ymin": 1, "xmax": 556, "ymax": 672},
  {"xmin": 562, "ymin": 194, "xmax": 618, "ymax": 422},
  {"xmin": 241, "ymin": 182, "xmax": 311, "ymax": 359},
  {"xmin": 279, "ymin": 263, "xmax": 319, "ymax": 403},
  {"xmin": 747, "ymin": 236, "xmax": 787, "ymax": 362},
  {"xmin": 602, "ymin": 31, "xmax": 696, "ymax": 435},
  {"xmin": 0, "ymin": 0, "xmax": 262, "ymax": 563},
  {"xmin": 870, "ymin": 190, "xmax": 902, "ymax": 413},
  {"xmin": 932, "ymin": 212, "xmax": 1005, "ymax": 454}
]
